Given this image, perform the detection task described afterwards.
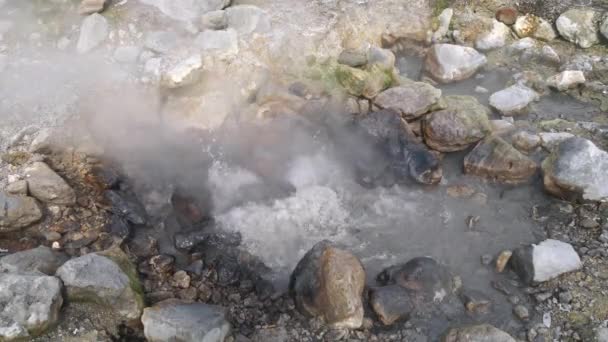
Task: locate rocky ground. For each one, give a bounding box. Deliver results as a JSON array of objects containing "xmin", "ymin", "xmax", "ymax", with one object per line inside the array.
[{"xmin": 1, "ymin": 0, "xmax": 608, "ymax": 341}]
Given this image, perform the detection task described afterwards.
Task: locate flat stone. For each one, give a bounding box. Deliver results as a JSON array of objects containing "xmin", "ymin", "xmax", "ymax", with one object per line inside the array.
[
  {"xmin": 0, "ymin": 246, "xmax": 67, "ymax": 275},
  {"xmin": 547, "ymin": 70, "xmax": 586, "ymax": 91},
  {"xmin": 511, "ymin": 239, "xmax": 582, "ymax": 284},
  {"xmin": 513, "ymin": 14, "xmax": 556, "ymax": 41},
  {"xmin": 369, "ymin": 285, "xmax": 414, "ymax": 325},
  {"xmin": 225, "ymin": 5, "xmax": 271, "ymax": 35},
  {"xmin": 489, "ymin": 84, "xmax": 538, "ymax": 116},
  {"xmin": 424, "ymin": 44, "xmax": 487, "ymax": 83},
  {"xmin": 141, "ymin": 300, "xmax": 231, "ymax": 342},
  {"xmin": 476, "ymin": 19, "xmax": 511, "ymax": 51},
  {"xmin": 161, "ymin": 55, "xmax": 203, "ymax": 89},
  {"xmin": 195, "ymin": 29, "xmax": 238, "ymax": 59},
  {"xmin": 25, "ymin": 162, "xmax": 76, "ymax": 205},
  {"xmin": 289, "ymin": 241, "xmax": 365, "ymax": 329},
  {"xmin": 0, "ymin": 192, "xmax": 42, "ymax": 231},
  {"xmin": 374, "ymin": 82, "xmax": 442, "ymax": 120},
  {"xmin": 556, "ymin": 9, "xmax": 600, "ymax": 49},
  {"xmin": 76, "ymin": 13, "xmax": 108, "ymax": 54},
  {"xmin": 0, "ymin": 272, "xmax": 63, "ymax": 341},
  {"xmin": 542, "ymin": 137, "xmax": 608, "ymax": 201},
  {"xmin": 79, "ymin": 0, "xmax": 108, "ymax": 15},
  {"xmin": 441, "ymin": 324, "xmax": 516, "ymax": 342}
]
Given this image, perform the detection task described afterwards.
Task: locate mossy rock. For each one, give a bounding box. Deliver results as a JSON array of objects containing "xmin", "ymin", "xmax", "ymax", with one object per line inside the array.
[{"xmin": 1, "ymin": 151, "xmax": 31, "ymax": 166}]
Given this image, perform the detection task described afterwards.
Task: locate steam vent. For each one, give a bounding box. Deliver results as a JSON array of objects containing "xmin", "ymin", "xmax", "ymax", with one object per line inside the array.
[{"xmin": 2, "ymin": 0, "xmax": 608, "ymax": 341}]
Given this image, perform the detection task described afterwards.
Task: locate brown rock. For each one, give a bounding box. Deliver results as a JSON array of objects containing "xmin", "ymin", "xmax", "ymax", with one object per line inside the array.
[
  {"xmin": 496, "ymin": 7, "xmax": 518, "ymax": 25},
  {"xmin": 496, "ymin": 250, "xmax": 513, "ymax": 273},
  {"xmin": 461, "ymin": 290, "xmax": 491, "ymax": 314}
]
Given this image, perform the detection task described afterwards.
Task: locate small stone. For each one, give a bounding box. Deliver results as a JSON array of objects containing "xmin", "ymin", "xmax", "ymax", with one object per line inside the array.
[
  {"xmin": 558, "ymin": 291, "xmax": 573, "ymax": 303},
  {"xmin": 45, "ymin": 231, "xmax": 62, "ymax": 242},
  {"xmin": 461, "ymin": 290, "xmax": 491, "ymax": 314},
  {"xmin": 338, "ymin": 49, "xmax": 368, "ymax": 67},
  {"xmin": 496, "ymin": 250, "xmax": 512, "ymax": 273},
  {"xmin": 78, "ymin": 0, "xmax": 108, "ymax": 15},
  {"xmin": 0, "ymin": 192, "xmax": 43, "ymax": 231},
  {"xmin": 76, "ymin": 13, "xmax": 108, "ymax": 54},
  {"xmin": 535, "ymin": 292, "xmax": 553, "ymax": 302},
  {"xmin": 546, "ymin": 70, "xmax": 586, "ymax": 91},
  {"xmin": 5, "ymin": 180, "xmax": 28, "ymax": 195},
  {"xmin": 512, "ymin": 130, "xmax": 541, "ymax": 153},
  {"xmin": 432, "ymin": 8, "xmax": 453, "ymax": 42},
  {"xmin": 173, "ymin": 270, "xmax": 191, "ymax": 289},
  {"xmin": 541, "ymin": 45, "xmax": 561, "ymax": 65},
  {"xmin": 513, "ymin": 305, "xmax": 529, "ymax": 320},
  {"xmin": 489, "ymin": 84, "xmax": 539, "ymax": 116},
  {"xmin": 447, "ymin": 185, "xmax": 476, "ymax": 199},
  {"xmin": 510, "ymin": 239, "xmax": 582, "ymax": 284},
  {"xmin": 496, "ymin": 7, "xmax": 518, "ymax": 25},
  {"xmin": 424, "ymin": 44, "xmax": 487, "ymax": 83},
  {"xmin": 367, "ymin": 46, "xmax": 396, "ymax": 70},
  {"xmin": 513, "ymin": 14, "xmax": 557, "ymax": 41},
  {"xmin": 441, "ymin": 324, "xmax": 516, "ymax": 342},
  {"xmin": 490, "ymin": 119, "xmax": 515, "ymax": 133},
  {"xmin": 374, "ymin": 82, "xmax": 441, "ymax": 120},
  {"xmin": 201, "ymin": 10, "xmax": 227, "ymax": 30},
  {"xmin": 336, "ymin": 64, "xmax": 392, "ymax": 98},
  {"xmin": 369, "ymin": 285, "xmax": 414, "ymax": 325},
  {"xmin": 538, "ymin": 132, "xmax": 575, "ymax": 150},
  {"xmin": 0, "ymin": 246, "xmax": 67, "ymax": 275},
  {"xmin": 25, "ymin": 162, "xmax": 76, "ymax": 205},
  {"xmin": 556, "ymin": 9, "xmax": 600, "ymax": 49}
]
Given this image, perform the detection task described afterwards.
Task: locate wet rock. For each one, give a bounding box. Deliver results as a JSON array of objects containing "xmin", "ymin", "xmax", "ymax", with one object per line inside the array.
[
  {"xmin": 442, "ymin": 324, "xmax": 516, "ymax": 342},
  {"xmin": 25, "ymin": 162, "xmax": 75, "ymax": 205},
  {"xmin": 225, "ymin": 5, "xmax": 271, "ymax": 35},
  {"xmin": 88, "ymin": 165, "xmax": 120, "ymax": 190},
  {"xmin": 542, "ymin": 137, "xmax": 608, "ymax": 201},
  {"xmin": 251, "ymin": 327, "xmax": 288, "ymax": 342},
  {"xmin": 538, "ymin": 132, "xmax": 575, "ymax": 150},
  {"xmin": 162, "ymin": 55, "xmax": 203, "ymax": 89},
  {"xmin": 422, "ymin": 95, "xmax": 491, "ymax": 152},
  {"xmin": 513, "ymin": 305, "xmax": 529, "ymax": 320},
  {"xmin": 374, "ymin": 82, "xmax": 442, "ymax": 120},
  {"xmin": 513, "ymin": 14, "xmax": 556, "ymax": 41},
  {"xmin": 0, "ymin": 246, "xmax": 67, "ymax": 275},
  {"xmin": 0, "ymin": 272, "xmax": 63, "ymax": 341},
  {"xmin": 496, "ymin": 7, "xmax": 518, "ymax": 25},
  {"xmin": 336, "ymin": 64, "xmax": 392, "ymax": 98},
  {"xmin": 556, "ymin": 9, "xmax": 600, "ymax": 49},
  {"xmin": 201, "ymin": 10, "xmax": 227, "ymax": 30},
  {"xmin": 79, "ymin": 0, "xmax": 108, "ymax": 15},
  {"xmin": 76, "ymin": 13, "xmax": 108, "ymax": 54},
  {"xmin": 105, "ymin": 214, "xmax": 131, "ymax": 239},
  {"xmin": 512, "ymin": 130, "xmax": 541, "ymax": 152},
  {"xmin": 511, "ymin": 239, "xmax": 582, "ymax": 284},
  {"xmin": 289, "ymin": 241, "xmax": 365, "ymax": 329},
  {"xmin": 489, "ymin": 84, "xmax": 539, "ymax": 116},
  {"xmin": 546, "ymin": 70, "xmax": 586, "ymax": 91},
  {"xmin": 464, "ymin": 136, "xmax": 538, "ymax": 184},
  {"xmin": 377, "ymin": 257, "xmax": 453, "ymax": 304},
  {"xmin": 56, "ymin": 253, "xmax": 144, "ymax": 320},
  {"xmin": 142, "ymin": 300, "xmax": 231, "ymax": 342},
  {"xmin": 195, "ymin": 29, "xmax": 239, "ymax": 59},
  {"xmin": 424, "ymin": 44, "xmax": 487, "ymax": 83},
  {"xmin": 461, "ymin": 290, "xmax": 491, "ymax": 314},
  {"xmin": 496, "ymin": 250, "xmax": 512, "ymax": 273},
  {"xmin": 369, "ymin": 285, "xmax": 414, "ymax": 325},
  {"xmin": 338, "ymin": 49, "xmax": 368, "ymax": 67},
  {"xmin": 0, "ymin": 192, "xmax": 42, "ymax": 231},
  {"xmin": 476, "ymin": 20, "xmax": 511, "ymax": 51},
  {"xmin": 104, "ymin": 190, "xmax": 147, "ymax": 225}
]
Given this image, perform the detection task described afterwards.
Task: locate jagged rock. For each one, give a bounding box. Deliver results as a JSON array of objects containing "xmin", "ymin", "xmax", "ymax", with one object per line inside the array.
[
  {"xmin": 496, "ymin": 7, "xmax": 518, "ymax": 25},
  {"xmin": 0, "ymin": 272, "xmax": 63, "ymax": 341},
  {"xmin": 513, "ymin": 14, "xmax": 556, "ymax": 41},
  {"xmin": 195, "ymin": 29, "xmax": 238, "ymax": 59},
  {"xmin": 556, "ymin": 9, "xmax": 600, "ymax": 49},
  {"xmin": 141, "ymin": 300, "xmax": 231, "ymax": 342},
  {"xmin": 0, "ymin": 246, "xmax": 67, "ymax": 275},
  {"xmin": 374, "ymin": 82, "xmax": 442, "ymax": 120},
  {"xmin": 289, "ymin": 241, "xmax": 365, "ymax": 329},
  {"xmin": 546, "ymin": 70, "xmax": 586, "ymax": 91},
  {"xmin": 542, "ymin": 137, "xmax": 608, "ymax": 201},
  {"xmin": 55, "ymin": 253, "xmax": 144, "ymax": 320},
  {"xmin": 225, "ymin": 5, "xmax": 271, "ymax": 35},
  {"xmin": 0, "ymin": 192, "xmax": 42, "ymax": 231},
  {"xmin": 336, "ymin": 64, "xmax": 392, "ymax": 98},
  {"xmin": 76, "ymin": 13, "xmax": 108, "ymax": 54},
  {"xmin": 511, "ymin": 239, "xmax": 582, "ymax": 284},
  {"xmin": 442, "ymin": 324, "xmax": 516, "ymax": 342},
  {"xmin": 422, "ymin": 95, "xmax": 491, "ymax": 152},
  {"xmin": 25, "ymin": 162, "xmax": 76, "ymax": 205},
  {"xmin": 369, "ymin": 285, "xmax": 414, "ymax": 325},
  {"xmin": 489, "ymin": 84, "xmax": 538, "ymax": 116},
  {"xmin": 78, "ymin": 0, "xmax": 108, "ymax": 15},
  {"xmin": 201, "ymin": 10, "xmax": 227, "ymax": 30},
  {"xmin": 161, "ymin": 55, "xmax": 203, "ymax": 89},
  {"xmin": 464, "ymin": 136, "xmax": 537, "ymax": 184},
  {"xmin": 476, "ymin": 19, "xmax": 511, "ymax": 51},
  {"xmin": 424, "ymin": 44, "xmax": 487, "ymax": 83}
]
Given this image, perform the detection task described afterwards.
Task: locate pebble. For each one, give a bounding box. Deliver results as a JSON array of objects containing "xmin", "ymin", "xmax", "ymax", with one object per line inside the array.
[
  {"xmin": 513, "ymin": 305, "xmax": 529, "ymax": 320},
  {"xmin": 496, "ymin": 250, "xmax": 512, "ymax": 273}
]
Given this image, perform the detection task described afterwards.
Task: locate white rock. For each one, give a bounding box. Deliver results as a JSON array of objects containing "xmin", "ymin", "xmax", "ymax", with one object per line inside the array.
[
  {"xmin": 556, "ymin": 9, "xmax": 600, "ymax": 49},
  {"xmin": 540, "ymin": 45, "xmax": 560, "ymax": 65},
  {"xmin": 476, "ymin": 19, "xmax": 511, "ymax": 51},
  {"xmin": 539, "ymin": 132, "xmax": 575, "ymax": 150},
  {"xmin": 513, "ymin": 14, "xmax": 556, "ymax": 41},
  {"xmin": 598, "ymin": 327, "xmax": 608, "ymax": 342},
  {"xmin": 490, "ymin": 120, "xmax": 515, "ymax": 133},
  {"xmin": 113, "ymin": 46, "xmax": 141, "ymax": 63},
  {"xmin": 424, "ymin": 44, "xmax": 487, "ymax": 83},
  {"xmin": 139, "ymin": 0, "xmax": 230, "ymax": 22},
  {"xmin": 201, "ymin": 10, "xmax": 227, "ymax": 30},
  {"xmin": 432, "ymin": 8, "xmax": 453, "ymax": 42},
  {"xmin": 513, "ymin": 239, "xmax": 582, "ymax": 283},
  {"xmin": 161, "ymin": 55, "xmax": 203, "ymax": 89},
  {"xmin": 195, "ymin": 28, "xmax": 238, "ymax": 58},
  {"xmin": 546, "ymin": 70, "xmax": 585, "ymax": 91},
  {"xmin": 79, "ymin": 0, "xmax": 108, "ymax": 15},
  {"xmin": 489, "ymin": 84, "xmax": 538, "ymax": 115},
  {"xmin": 509, "ymin": 37, "xmax": 538, "ymax": 53},
  {"xmin": 76, "ymin": 13, "xmax": 108, "ymax": 54},
  {"xmin": 226, "ymin": 5, "xmax": 271, "ymax": 35}
]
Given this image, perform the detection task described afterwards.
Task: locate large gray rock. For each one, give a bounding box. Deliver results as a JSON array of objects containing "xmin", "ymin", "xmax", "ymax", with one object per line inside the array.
[
  {"xmin": 374, "ymin": 82, "xmax": 442, "ymax": 120},
  {"xmin": 369, "ymin": 285, "xmax": 413, "ymax": 326},
  {"xmin": 225, "ymin": 5, "xmax": 271, "ymax": 35},
  {"xmin": 25, "ymin": 162, "xmax": 76, "ymax": 205},
  {"xmin": 0, "ymin": 246, "xmax": 67, "ymax": 275},
  {"xmin": 141, "ymin": 300, "xmax": 231, "ymax": 342},
  {"xmin": 511, "ymin": 239, "xmax": 582, "ymax": 284},
  {"xmin": 441, "ymin": 324, "xmax": 516, "ymax": 342},
  {"xmin": 424, "ymin": 44, "xmax": 487, "ymax": 83},
  {"xmin": 0, "ymin": 272, "xmax": 63, "ymax": 341},
  {"xmin": 55, "ymin": 253, "xmax": 144, "ymax": 320},
  {"xmin": 422, "ymin": 95, "xmax": 491, "ymax": 152},
  {"xmin": 542, "ymin": 137, "xmax": 608, "ymax": 201},
  {"xmin": 289, "ymin": 241, "xmax": 365, "ymax": 329},
  {"xmin": 76, "ymin": 13, "xmax": 108, "ymax": 54},
  {"xmin": 139, "ymin": 0, "xmax": 230, "ymax": 22},
  {"xmin": 489, "ymin": 84, "xmax": 538, "ymax": 116},
  {"xmin": 556, "ymin": 9, "xmax": 600, "ymax": 49},
  {"xmin": 0, "ymin": 192, "xmax": 42, "ymax": 231}
]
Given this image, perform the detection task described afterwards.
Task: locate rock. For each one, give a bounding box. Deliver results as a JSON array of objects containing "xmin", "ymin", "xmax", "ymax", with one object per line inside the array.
[
  {"xmin": 25, "ymin": 162, "xmax": 76, "ymax": 205},
  {"xmin": 374, "ymin": 82, "xmax": 442, "ymax": 120},
  {"xmin": 367, "ymin": 46, "xmax": 396, "ymax": 70},
  {"xmin": 336, "ymin": 64, "xmax": 392, "ymax": 98},
  {"xmin": 540, "ymin": 45, "xmax": 561, "ymax": 65},
  {"xmin": 512, "ymin": 130, "xmax": 541, "ymax": 152},
  {"xmin": 338, "ymin": 49, "xmax": 368, "ymax": 68},
  {"xmin": 541, "ymin": 137, "xmax": 608, "ymax": 201},
  {"xmin": 422, "ymin": 95, "xmax": 491, "ymax": 152},
  {"xmin": 461, "ymin": 290, "xmax": 491, "ymax": 314},
  {"xmin": 602, "ymin": 16, "xmax": 608, "ymax": 41},
  {"xmin": 476, "ymin": 20, "xmax": 511, "ymax": 51},
  {"xmin": 104, "ymin": 190, "xmax": 147, "ymax": 225},
  {"xmin": 496, "ymin": 7, "xmax": 518, "ymax": 25},
  {"xmin": 225, "ymin": 5, "xmax": 271, "ymax": 35},
  {"xmin": 0, "ymin": 246, "xmax": 67, "ymax": 275},
  {"xmin": 0, "ymin": 192, "xmax": 42, "ymax": 231},
  {"xmin": 539, "ymin": 132, "xmax": 575, "ymax": 150},
  {"xmin": 464, "ymin": 136, "xmax": 537, "ymax": 184},
  {"xmin": 442, "ymin": 324, "xmax": 515, "ymax": 342},
  {"xmin": 556, "ymin": 9, "xmax": 600, "ymax": 49},
  {"xmin": 5, "ymin": 180, "xmax": 28, "ymax": 196},
  {"xmin": 144, "ymin": 31, "xmax": 179, "ymax": 54},
  {"xmin": 141, "ymin": 300, "xmax": 230, "ymax": 342},
  {"xmin": 76, "ymin": 13, "xmax": 108, "ymax": 54},
  {"xmin": 546, "ymin": 70, "xmax": 586, "ymax": 91},
  {"xmin": 55, "ymin": 253, "xmax": 144, "ymax": 320},
  {"xmin": 195, "ymin": 29, "xmax": 239, "ymax": 59},
  {"xmin": 251, "ymin": 327, "xmax": 288, "ymax": 342},
  {"xmin": 511, "ymin": 239, "xmax": 582, "ymax": 284},
  {"xmin": 201, "ymin": 10, "xmax": 227, "ymax": 30},
  {"xmin": 140, "ymin": 0, "xmax": 230, "ymax": 22},
  {"xmin": 489, "ymin": 84, "xmax": 539, "ymax": 116},
  {"xmin": 289, "ymin": 241, "xmax": 365, "ymax": 329},
  {"xmin": 509, "ymin": 37, "xmax": 538, "ymax": 54},
  {"xmin": 513, "ymin": 14, "xmax": 557, "ymax": 41},
  {"xmin": 78, "ymin": 0, "xmax": 108, "ymax": 15},
  {"xmin": 496, "ymin": 250, "xmax": 512, "ymax": 273},
  {"xmin": 490, "ymin": 119, "xmax": 515, "ymax": 133},
  {"xmin": 29, "ymin": 127, "xmax": 57, "ymax": 154},
  {"xmin": 0, "ymin": 272, "xmax": 63, "ymax": 340},
  {"xmin": 424, "ymin": 44, "xmax": 487, "ymax": 83},
  {"xmin": 432, "ymin": 8, "xmax": 453, "ymax": 42},
  {"xmin": 598, "ymin": 327, "xmax": 608, "ymax": 342},
  {"xmin": 113, "ymin": 46, "xmax": 141, "ymax": 64},
  {"xmin": 369, "ymin": 285, "xmax": 414, "ymax": 325},
  {"xmin": 162, "ymin": 55, "xmax": 203, "ymax": 89},
  {"xmin": 513, "ymin": 305, "xmax": 529, "ymax": 320}
]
